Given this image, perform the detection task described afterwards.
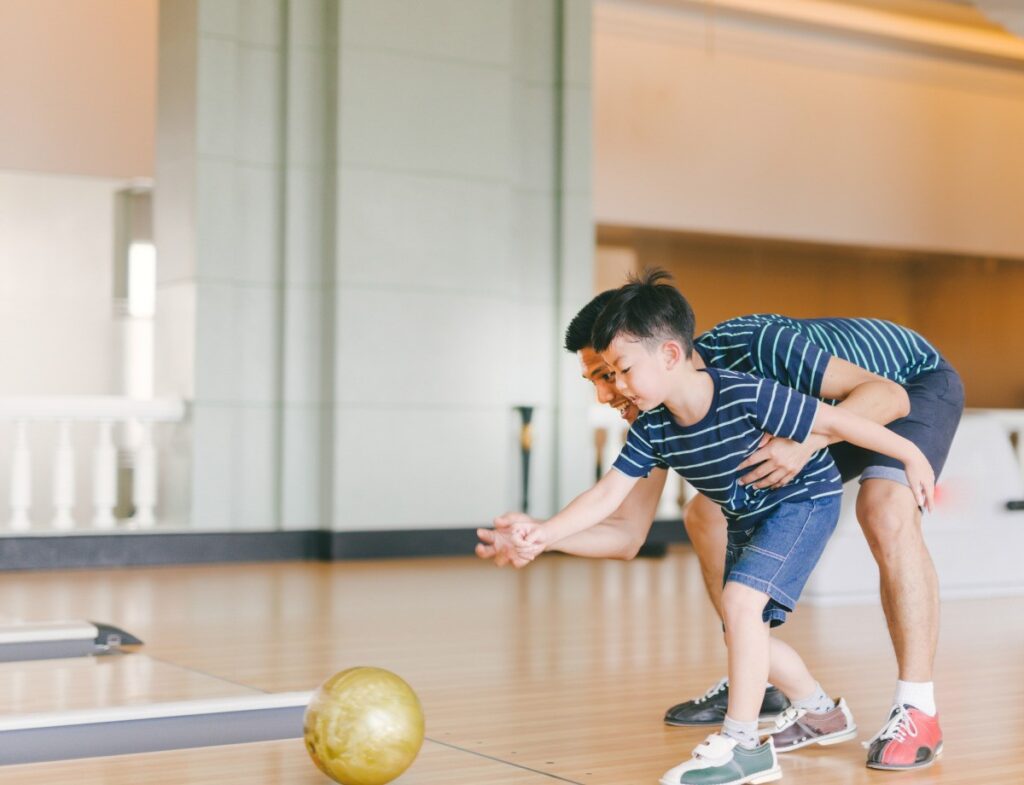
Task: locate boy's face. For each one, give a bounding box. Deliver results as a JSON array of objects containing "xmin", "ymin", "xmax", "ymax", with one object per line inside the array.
[
  {"xmin": 600, "ymin": 334, "xmax": 671, "ymax": 413},
  {"xmin": 577, "ymin": 347, "xmax": 639, "ymax": 423}
]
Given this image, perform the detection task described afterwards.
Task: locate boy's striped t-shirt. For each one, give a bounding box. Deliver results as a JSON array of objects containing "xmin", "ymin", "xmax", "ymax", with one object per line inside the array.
[
  {"xmin": 612, "ymin": 368, "xmax": 842, "ymax": 527},
  {"xmin": 694, "ymin": 315, "xmax": 943, "ymax": 398}
]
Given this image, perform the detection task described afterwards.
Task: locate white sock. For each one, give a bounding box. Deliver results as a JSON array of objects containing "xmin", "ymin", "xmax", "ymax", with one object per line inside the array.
[
  {"xmin": 792, "ymin": 682, "xmax": 835, "ymax": 714},
  {"xmin": 722, "ymin": 715, "xmax": 760, "ymax": 749},
  {"xmin": 894, "ymin": 680, "xmax": 936, "ymax": 716}
]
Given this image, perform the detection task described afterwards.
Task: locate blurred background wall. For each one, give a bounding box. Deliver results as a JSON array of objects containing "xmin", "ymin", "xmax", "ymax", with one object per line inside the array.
[{"xmin": 1, "ymin": 0, "xmax": 1023, "ymax": 536}]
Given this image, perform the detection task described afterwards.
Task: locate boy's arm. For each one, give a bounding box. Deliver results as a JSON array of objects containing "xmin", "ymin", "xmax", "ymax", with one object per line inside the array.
[
  {"xmin": 523, "ymin": 469, "xmax": 641, "ymax": 550},
  {"xmin": 739, "ymin": 357, "xmax": 910, "ymax": 489},
  {"xmin": 487, "ymin": 469, "xmax": 666, "ymax": 561},
  {"xmin": 811, "ymin": 402, "xmax": 934, "ymax": 509}
]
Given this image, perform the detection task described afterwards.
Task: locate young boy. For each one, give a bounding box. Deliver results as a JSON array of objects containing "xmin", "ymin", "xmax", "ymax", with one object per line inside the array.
[{"xmin": 508, "ymin": 271, "xmax": 934, "ymax": 785}]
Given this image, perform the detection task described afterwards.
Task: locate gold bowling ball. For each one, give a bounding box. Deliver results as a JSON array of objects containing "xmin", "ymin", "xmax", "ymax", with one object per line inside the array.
[{"xmin": 303, "ymin": 667, "xmax": 425, "ymax": 785}]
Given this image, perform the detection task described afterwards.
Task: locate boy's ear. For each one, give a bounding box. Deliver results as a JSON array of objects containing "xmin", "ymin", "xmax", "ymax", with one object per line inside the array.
[{"xmin": 661, "ymin": 339, "xmax": 684, "ymax": 368}]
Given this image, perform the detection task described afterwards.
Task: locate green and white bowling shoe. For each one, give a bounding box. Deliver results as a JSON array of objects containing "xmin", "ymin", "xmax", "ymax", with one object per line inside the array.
[{"xmin": 660, "ymin": 733, "xmax": 782, "ymax": 785}]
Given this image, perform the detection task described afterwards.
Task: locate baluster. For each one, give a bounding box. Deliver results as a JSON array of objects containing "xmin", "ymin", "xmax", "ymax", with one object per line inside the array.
[
  {"xmin": 9, "ymin": 420, "xmax": 32, "ymax": 531},
  {"xmin": 51, "ymin": 420, "xmax": 75, "ymax": 530},
  {"xmin": 131, "ymin": 421, "xmax": 157, "ymax": 528},
  {"xmin": 1015, "ymin": 427, "xmax": 1024, "ymax": 486},
  {"xmin": 92, "ymin": 421, "xmax": 117, "ymax": 529}
]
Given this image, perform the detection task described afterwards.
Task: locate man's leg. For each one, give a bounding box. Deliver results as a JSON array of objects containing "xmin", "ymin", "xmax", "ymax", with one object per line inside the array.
[
  {"xmin": 856, "ymin": 479, "xmax": 939, "ymax": 683},
  {"xmin": 682, "ymin": 493, "xmax": 727, "ymax": 620},
  {"xmin": 856, "ymin": 478, "xmax": 944, "ymax": 770}
]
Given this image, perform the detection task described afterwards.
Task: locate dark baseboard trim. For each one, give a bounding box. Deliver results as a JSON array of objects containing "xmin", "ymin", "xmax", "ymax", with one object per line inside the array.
[
  {"xmin": 0, "ymin": 531, "xmax": 328, "ymax": 572},
  {"xmin": 0, "ymin": 521, "xmax": 690, "ymax": 571}
]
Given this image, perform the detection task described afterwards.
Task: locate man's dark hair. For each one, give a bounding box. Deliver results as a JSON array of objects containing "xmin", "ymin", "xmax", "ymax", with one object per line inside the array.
[
  {"xmin": 564, "ymin": 290, "xmax": 616, "ymax": 353},
  {"xmin": 591, "ymin": 269, "xmax": 696, "ymax": 355}
]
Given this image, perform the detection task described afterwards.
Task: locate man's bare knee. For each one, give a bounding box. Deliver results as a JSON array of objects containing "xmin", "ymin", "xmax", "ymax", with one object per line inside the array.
[
  {"xmin": 856, "ymin": 480, "xmax": 924, "ymax": 560},
  {"xmin": 684, "ymin": 495, "xmax": 723, "ymax": 539}
]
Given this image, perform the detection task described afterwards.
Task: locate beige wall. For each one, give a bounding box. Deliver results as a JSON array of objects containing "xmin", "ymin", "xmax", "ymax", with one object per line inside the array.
[
  {"xmin": 594, "ymin": 1, "xmax": 1024, "ymax": 259},
  {"xmin": 599, "ymin": 227, "xmax": 1024, "ymax": 408},
  {"xmin": 0, "ymin": 0, "xmax": 157, "ymax": 178}
]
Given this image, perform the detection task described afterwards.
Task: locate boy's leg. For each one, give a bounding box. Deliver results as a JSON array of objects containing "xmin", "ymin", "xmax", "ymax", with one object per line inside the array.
[
  {"xmin": 664, "ymin": 496, "xmax": 790, "ymax": 726},
  {"xmin": 766, "ymin": 637, "xmax": 816, "ymax": 701},
  {"xmin": 660, "ymin": 581, "xmax": 782, "ymax": 785},
  {"xmin": 766, "ymin": 637, "xmax": 857, "ymax": 752},
  {"xmin": 721, "ymin": 582, "xmax": 771, "ymax": 726}
]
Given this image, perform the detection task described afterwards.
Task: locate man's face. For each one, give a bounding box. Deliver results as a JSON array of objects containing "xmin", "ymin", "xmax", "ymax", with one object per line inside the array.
[
  {"xmin": 577, "ymin": 346, "xmax": 639, "ymax": 423},
  {"xmin": 600, "ymin": 334, "xmax": 669, "ymax": 414}
]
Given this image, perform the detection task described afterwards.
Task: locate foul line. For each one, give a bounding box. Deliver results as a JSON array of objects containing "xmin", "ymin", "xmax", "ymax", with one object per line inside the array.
[{"xmin": 425, "ymin": 736, "xmax": 586, "ymax": 784}]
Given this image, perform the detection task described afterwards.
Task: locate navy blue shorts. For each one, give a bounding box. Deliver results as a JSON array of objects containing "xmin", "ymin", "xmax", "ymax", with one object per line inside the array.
[
  {"xmin": 725, "ymin": 495, "xmax": 842, "ymax": 627},
  {"xmin": 828, "ymin": 359, "xmax": 964, "ymax": 486}
]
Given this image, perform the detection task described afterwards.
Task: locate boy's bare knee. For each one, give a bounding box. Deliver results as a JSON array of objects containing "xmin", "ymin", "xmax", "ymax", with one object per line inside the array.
[{"xmin": 721, "ymin": 582, "xmax": 766, "ymax": 627}]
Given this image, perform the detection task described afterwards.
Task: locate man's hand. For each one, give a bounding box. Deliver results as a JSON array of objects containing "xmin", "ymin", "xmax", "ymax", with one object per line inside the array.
[
  {"xmin": 737, "ymin": 434, "xmax": 821, "ymax": 489},
  {"xmin": 475, "ymin": 527, "xmax": 517, "ymax": 566}
]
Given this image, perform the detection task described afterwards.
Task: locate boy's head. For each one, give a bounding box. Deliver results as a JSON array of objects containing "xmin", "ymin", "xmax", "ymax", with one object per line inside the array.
[
  {"xmin": 591, "ymin": 269, "xmax": 696, "ymax": 356},
  {"xmin": 591, "ymin": 269, "xmax": 697, "ymax": 412}
]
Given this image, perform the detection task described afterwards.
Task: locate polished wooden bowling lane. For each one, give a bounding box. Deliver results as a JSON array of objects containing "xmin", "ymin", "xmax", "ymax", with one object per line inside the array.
[
  {"xmin": 2, "ymin": 738, "xmax": 561, "ymax": 784},
  {"xmin": 0, "ymin": 550, "xmax": 1022, "ymax": 784},
  {"xmin": 0, "ymin": 653, "xmax": 260, "ymax": 715}
]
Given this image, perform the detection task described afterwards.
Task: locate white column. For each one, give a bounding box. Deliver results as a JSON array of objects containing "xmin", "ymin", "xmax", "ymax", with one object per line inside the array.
[
  {"xmin": 92, "ymin": 420, "xmax": 117, "ymax": 529},
  {"xmin": 131, "ymin": 421, "xmax": 157, "ymax": 529},
  {"xmin": 9, "ymin": 420, "xmax": 32, "ymax": 531},
  {"xmin": 51, "ymin": 420, "xmax": 76, "ymax": 530}
]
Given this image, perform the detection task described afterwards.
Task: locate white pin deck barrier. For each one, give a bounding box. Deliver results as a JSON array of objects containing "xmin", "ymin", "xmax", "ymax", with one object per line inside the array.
[
  {"xmin": 0, "ymin": 620, "xmax": 140, "ymax": 662},
  {"xmin": 0, "ymin": 691, "xmax": 313, "ymax": 765}
]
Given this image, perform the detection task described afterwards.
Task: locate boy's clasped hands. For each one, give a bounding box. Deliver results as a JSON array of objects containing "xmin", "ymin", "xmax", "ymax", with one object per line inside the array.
[{"xmin": 488, "ymin": 512, "xmax": 546, "ymax": 568}]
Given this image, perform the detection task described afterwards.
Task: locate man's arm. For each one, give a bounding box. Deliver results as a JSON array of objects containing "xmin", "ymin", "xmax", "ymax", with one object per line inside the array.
[
  {"xmin": 739, "ymin": 357, "xmax": 910, "ymax": 489},
  {"xmin": 816, "ymin": 356, "xmax": 911, "ymax": 431},
  {"xmin": 480, "ymin": 469, "xmax": 667, "ymax": 563}
]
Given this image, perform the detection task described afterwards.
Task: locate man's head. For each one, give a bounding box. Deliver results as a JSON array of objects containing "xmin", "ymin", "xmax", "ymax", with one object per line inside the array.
[
  {"xmin": 564, "ymin": 290, "xmax": 638, "ymax": 421},
  {"xmin": 591, "ymin": 269, "xmax": 697, "ymax": 412}
]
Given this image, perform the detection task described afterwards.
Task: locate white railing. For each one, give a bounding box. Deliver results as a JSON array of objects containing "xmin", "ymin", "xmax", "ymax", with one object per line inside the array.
[
  {"xmin": 979, "ymin": 409, "xmax": 1024, "ymax": 484},
  {"xmin": 1, "ymin": 397, "xmax": 186, "ymax": 532}
]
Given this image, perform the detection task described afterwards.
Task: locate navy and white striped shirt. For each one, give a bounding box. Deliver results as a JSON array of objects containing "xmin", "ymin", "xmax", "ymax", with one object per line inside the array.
[
  {"xmin": 694, "ymin": 315, "xmax": 942, "ymax": 398},
  {"xmin": 613, "ymin": 368, "xmax": 843, "ymax": 527}
]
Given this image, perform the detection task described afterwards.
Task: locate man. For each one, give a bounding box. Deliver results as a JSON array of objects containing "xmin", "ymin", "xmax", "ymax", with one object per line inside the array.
[{"xmin": 477, "ymin": 288, "xmax": 963, "ymax": 772}]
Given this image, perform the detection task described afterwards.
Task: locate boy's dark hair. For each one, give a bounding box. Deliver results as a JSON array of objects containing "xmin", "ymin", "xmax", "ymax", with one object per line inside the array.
[
  {"xmin": 591, "ymin": 269, "xmax": 696, "ymax": 355},
  {"xmin": 564, "ymin": 290, "xmax": 616, "ymax": 353}
]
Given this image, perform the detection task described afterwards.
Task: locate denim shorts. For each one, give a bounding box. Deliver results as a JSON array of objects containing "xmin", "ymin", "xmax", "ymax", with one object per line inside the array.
[
  {"xmin": 725, "ymin": 495, "xmax": 842, "ymax": 627},
  {"xmin": 828, "ymin": 359, "xmax": 964, "ymax": 486}
]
